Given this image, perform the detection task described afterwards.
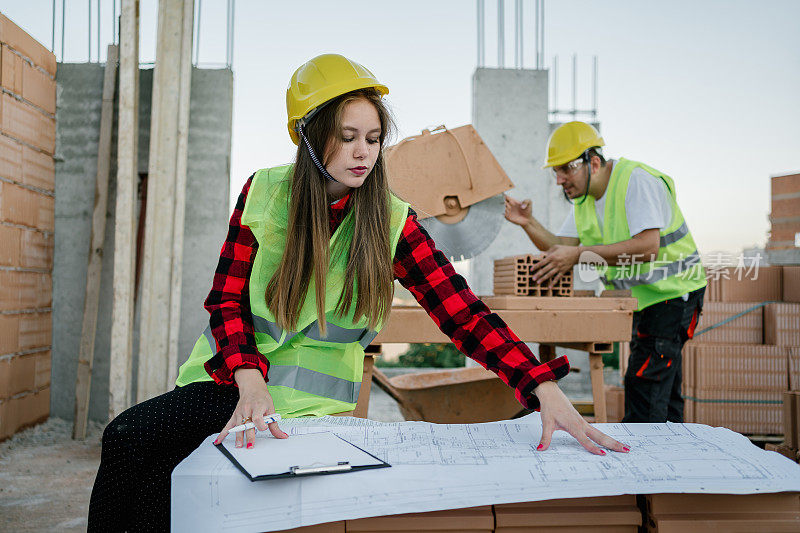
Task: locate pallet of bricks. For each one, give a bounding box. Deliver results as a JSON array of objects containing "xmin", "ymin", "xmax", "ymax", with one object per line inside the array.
[
  {"xmin": 278, "ymin": 492, "xmax": 800, "ymax": 532},
  {"xmin": 766, "ymin": 389, "xmax": 800, "ymax": 464},
  {"xmin": 281, "ymin": 496, "xmax": 643, "ymax": 532},
  {"xmin": 493, "ymin": 254, "xmax": 573, "ymax": 297},
  {"xmin": 0, "ymin": 15, "xmax": 57, "ymax": 440},
  {"xmin": 682, "ymin": 263, "xmax": 800, "ymax": 437},
  {"xmin": 641, "ymin": 492, "xmax": 800, "ymax": 532}
]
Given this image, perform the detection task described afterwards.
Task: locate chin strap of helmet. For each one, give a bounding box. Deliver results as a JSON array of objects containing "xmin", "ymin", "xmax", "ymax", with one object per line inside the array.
[
  {"xmin": 298, "ymin": 124, "xmax": 338, "ymax": 183},
  {"xmin": 562, "ymin": 150, "xmax": 592, "ymax": 205}
]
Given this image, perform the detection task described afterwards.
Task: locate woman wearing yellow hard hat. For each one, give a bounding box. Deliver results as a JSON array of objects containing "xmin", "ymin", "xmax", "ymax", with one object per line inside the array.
[{"xmin": 89, "ymin": 55, "xmax": 629, "ymax": 531}]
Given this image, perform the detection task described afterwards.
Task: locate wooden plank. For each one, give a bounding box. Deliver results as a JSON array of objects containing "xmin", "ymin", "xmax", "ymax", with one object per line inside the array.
[
  {"xmin": 553, "ymin": 342, "xmax": 614, "ymax": 353},
  {"xmin": 375, "ymin": 306, "xmax": 633, "ymax": 344},
  {"xmin": 73, "ymin": 45, "xmax": 118, "ymax": 439},
  {"xmin": 589, "ymin": 353, "xmax": 607, "ymax": 423},
  {"xmin": 481, "ymin": 295, "xmax": 638, "ymax": 311},
  {"xmin": 352, "ymin": 355, "xmax": 375, "ymax": 419},
  {"xmin": 165, "ymin": 0, "xmax": 194, "ymax": 389},
  {"xmin": 109, "ymin": 0, "xmax": 140, "ymax": 420},
  {"xmin": 137, "ymin": 0, "xmax": 194, "ymax": 401}
]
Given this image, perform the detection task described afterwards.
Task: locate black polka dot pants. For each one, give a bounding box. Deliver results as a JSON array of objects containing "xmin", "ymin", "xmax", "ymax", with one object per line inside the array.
[{"xmin": 88, "ymin": 381, "xmax": 239, "ymax": 532}]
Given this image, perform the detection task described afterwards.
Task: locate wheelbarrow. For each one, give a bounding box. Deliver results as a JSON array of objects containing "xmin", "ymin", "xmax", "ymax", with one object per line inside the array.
[{"xmin": 371, "ymin": 366, "xmax": 530, "ymax": 423}]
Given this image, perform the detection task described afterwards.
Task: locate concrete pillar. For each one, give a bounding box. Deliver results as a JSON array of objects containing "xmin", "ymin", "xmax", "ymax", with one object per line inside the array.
[
  {"xmin": 469, "ymin": 67, "xmax": 600, "ymax": 392},
  {"xmin": 137, "ymin": 0, "xmax": 194, "ymax": 402},
  {"xmin": 109, "ymin": 0, "xmax": 140, "ymax": 419},
  {"xmin": 470, "ymin": 67, "xmax": 572, "ymax": 296}
]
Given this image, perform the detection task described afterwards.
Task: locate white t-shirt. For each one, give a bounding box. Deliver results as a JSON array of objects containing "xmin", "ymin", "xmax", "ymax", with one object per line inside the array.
[{"xmin": 557, "ymin": 160, "xmax": 673, "ymax": 240}]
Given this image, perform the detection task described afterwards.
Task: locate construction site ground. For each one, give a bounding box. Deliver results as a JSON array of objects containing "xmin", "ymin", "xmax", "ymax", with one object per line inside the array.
[{"xmin": 0, "ymin": 366, "xmax": 620, "ymax": 531}]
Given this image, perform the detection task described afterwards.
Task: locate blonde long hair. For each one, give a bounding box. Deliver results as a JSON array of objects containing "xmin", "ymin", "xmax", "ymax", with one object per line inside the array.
[{"xmin": 265, "ymin": 89, "xmax": 395, "ymax": 336}]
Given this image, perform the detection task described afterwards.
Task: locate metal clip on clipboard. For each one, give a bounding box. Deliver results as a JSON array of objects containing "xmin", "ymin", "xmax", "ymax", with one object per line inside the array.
[{"xmin": 290, "ymin": 461, "xmax": 352, "ymax": 476}]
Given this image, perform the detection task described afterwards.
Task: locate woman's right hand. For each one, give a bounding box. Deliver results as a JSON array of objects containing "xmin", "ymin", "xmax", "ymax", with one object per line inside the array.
[
  {"xmin": 504, "ymin": 195, "xmax": 532, "ymax": 227},
  {"xmin": 214, "ymin": 368, "xmax": 289, "ymax": 448}
]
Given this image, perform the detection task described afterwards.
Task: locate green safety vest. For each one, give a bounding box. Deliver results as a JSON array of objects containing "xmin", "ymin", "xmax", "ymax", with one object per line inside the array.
[
  {"xmin": 574, "ymin": 158, "xmax": 706, "ymax": 311},
  {"xmin": 175, "ymin": 165, "xmax": 410, "ymax": 417}
]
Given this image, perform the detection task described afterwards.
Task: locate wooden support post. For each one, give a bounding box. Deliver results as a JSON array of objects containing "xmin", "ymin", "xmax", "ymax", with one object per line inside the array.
[
  {"xmin": 352, "ymin": 355, "xmax": 376, "ymax": 419},
  {"xmin": 166, "ymin": 0, "xmax": 195, "ymax": 388},
  {"xmin": 619, "ymin": 341, "xmax": 630, "ymax": 380},
  {"xmin": 590, "ymin": 352, "xmax": 607, "ymax": 422},
  {"xmin": 109, "ymin": 0, "xmax": 140, "ymax": 420},
  {"xmin": 137, "ymin": 0, "xmax": 194, "ymax": 402},
  {"xmin": 73, "ymin": 44, "xmax": 119, "ymax": 439},
  {"xmin": 538, "ymin": 344, "xmax": 556, "ymax": 363}
]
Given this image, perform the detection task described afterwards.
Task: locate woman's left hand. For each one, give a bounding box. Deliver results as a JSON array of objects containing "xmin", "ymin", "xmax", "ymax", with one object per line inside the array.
[{"xmin": 534, "ymin": 381, "xmax": 630, "ymax": 455}]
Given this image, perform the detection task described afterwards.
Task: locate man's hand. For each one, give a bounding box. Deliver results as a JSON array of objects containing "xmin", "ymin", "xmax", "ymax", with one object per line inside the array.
[
  {"xmin": 532, "ymin": 244, "xmax": 581, "ymax": 286},
  {"xmin": 504, "ymin": 195, "xmax": 532, "ymax": 227}
]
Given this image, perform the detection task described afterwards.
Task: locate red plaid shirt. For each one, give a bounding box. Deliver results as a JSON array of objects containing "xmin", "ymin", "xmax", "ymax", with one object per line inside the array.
[{"xmin": 203, "ymin": 175, "xmax": 569, "ymax": 409}]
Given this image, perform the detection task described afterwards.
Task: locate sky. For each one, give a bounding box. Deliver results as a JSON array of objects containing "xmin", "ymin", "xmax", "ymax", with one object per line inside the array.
[{"xmin": 2, "ymin": 0, "xmax": 799, "ymax": 254}]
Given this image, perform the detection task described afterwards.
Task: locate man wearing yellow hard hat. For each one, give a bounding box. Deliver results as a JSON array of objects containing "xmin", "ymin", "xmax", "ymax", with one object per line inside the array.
[{"xmin": 504, "ymin": 121, "xmax": 706, "ymax": 423}]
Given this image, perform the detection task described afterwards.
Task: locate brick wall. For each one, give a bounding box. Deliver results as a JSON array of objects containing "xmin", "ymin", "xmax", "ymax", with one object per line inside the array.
[{"xmin": 0, "ymin": 14, "xmax": 56, "ymax": 440}]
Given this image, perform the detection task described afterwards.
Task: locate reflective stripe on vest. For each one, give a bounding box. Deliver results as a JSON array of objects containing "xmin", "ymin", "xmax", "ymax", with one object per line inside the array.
[
  {"xmin": 192, "ymin": 326, "xmax": 360, "ymax": 402},
  {"xmin": 252, "ymin": 314, "xmax": 378, "ymax": 348},
  {"xmin": 268, "ymin": 365, "xmax": 361, "ymax": 403},
  {"xmin": 659, "ymin": 221, "xmax": 688, "ymax": 247},
  {"xmin": 601, "ymin": 249, "xmax": 701, "ymax": 290}
]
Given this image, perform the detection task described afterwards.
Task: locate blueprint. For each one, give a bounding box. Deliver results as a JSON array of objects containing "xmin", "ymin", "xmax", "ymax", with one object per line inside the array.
[{"xmin": 171, "ymin": 414, "xmax": 800, "ymax": 532}]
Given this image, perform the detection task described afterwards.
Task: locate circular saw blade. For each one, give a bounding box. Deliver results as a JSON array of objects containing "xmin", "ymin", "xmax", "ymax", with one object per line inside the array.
[{"xmin": 418, "ymin": 194, "xmax": 504, "ymax": 261}]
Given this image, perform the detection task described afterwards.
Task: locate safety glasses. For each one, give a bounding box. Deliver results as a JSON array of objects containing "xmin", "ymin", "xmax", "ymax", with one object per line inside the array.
[{"xmin": 550, "ymin": 158, "xmax": 585, "ymax": 177}]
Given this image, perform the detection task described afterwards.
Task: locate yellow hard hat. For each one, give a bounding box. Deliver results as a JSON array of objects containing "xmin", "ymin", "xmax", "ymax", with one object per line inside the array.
[
  {"xmin": 286, "ymin": 54, "xmax": 389, "ymax": 145},
  {"xmin": 543, "ymin": 121, "xmax": 605, "ymax": 168}
]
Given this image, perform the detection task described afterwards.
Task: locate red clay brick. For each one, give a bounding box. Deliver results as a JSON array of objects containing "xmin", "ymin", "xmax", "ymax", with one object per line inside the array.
[
  {"xmin": 0, "ymin": 14, "xmax": 57, "ymax": 76},
  {"xmin": 21, "ymin": 145, "xmax": 54, "ymax": 191},
  {"xmin": 0, "ymin": 93, "xmax": 55, "ymax": 154},
  {"xmin": 33, "ymin": 350, "xmax": 50, "ymax": 389},
  {"xmin": 21, "ymin": 60, "xmax": 55, "ymax": 114},
  {"xmin": 18, "ymin": 311, "xmax": 50, "ymax": 350},
  {"xmin": 0, "ymin": 132, "xmax": 22, "ymax": 181},
  {"xmin": 19, "ymin": 228, "xmax": 53, "ymax": 269},
  {"xmin": 0, "ymin": 399, "xmax": 13, "ymax": 440},
  {"xmin": 0, "ymin": 271, "xmax": 51, "ymax": 311},
  {"xmin": 20, "ymin": 387, "xmax": 50, "ymax": 428},
  {"xmin": 0, "ymin": 44, "xmax": 23, "ymax": 95},
  {"xmin": 0, "ymin": 353, "xmax": 36, "ymax": 399},
  {"xmin": 0, "ymin": 224, "xmax": 21, "ymax": 266},
  {"xmin": 0, "ymin": 313, "xmax": 19, "ymax": 354},
  {"xmin": 0, "ymin": 181, "xmax": 54, "ymax": 230}
]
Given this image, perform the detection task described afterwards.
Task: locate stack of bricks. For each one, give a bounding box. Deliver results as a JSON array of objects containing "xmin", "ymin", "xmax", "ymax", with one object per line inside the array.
[
  {"xmin": 0, "ymin": 15, "xmax": 57, "ymax": 440},
  {"xmin": 765, "ymin": 390, "xmax": 800, "ymax": 463},
  {"xmin": 682, "ymin": 343, "xmax": 788, "ymax": 434},
  {"xmin": 493, "ymin": 254, "xmax": 573, "ymax": 297},
  {"xmin": 641, "ymin": 492, "xmax": 800, "ymax": 532},
  {"xmin": 678, "ymin": 264, "xmax": 800, "ymax": 436}
]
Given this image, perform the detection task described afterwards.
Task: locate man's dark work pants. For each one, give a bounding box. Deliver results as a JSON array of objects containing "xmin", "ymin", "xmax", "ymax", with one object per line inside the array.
[{"xmin": 622, "ymin": 286, "xmax": 705, "ymax": 423}]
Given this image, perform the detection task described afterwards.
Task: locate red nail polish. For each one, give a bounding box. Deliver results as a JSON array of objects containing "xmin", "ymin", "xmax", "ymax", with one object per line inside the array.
[
  {"xmin": 599, "ymin": 450, "xmax": 606, "ymax": 455},
  {"xmin": 623, "ymin": 446, "xmax": 630, "ymax": 452},
  {"xmin": 247, "ymin": 443, "xmax": 253, "ymax": 449},
  {"xmin": 536, "ymin": 444, "xmax": 544, "ymax": 451}
]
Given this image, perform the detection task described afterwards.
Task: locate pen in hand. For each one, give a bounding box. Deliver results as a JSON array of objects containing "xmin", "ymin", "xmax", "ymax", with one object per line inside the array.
[{"xmin": 227, "ymin": 413, "xmax": 282, "ymax": 434}]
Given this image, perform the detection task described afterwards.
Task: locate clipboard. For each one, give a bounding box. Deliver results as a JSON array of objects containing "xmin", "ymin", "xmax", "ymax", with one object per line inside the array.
[{"xmin": 214, "ymin": 431, "xmax": 390, "ymax": 482}]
